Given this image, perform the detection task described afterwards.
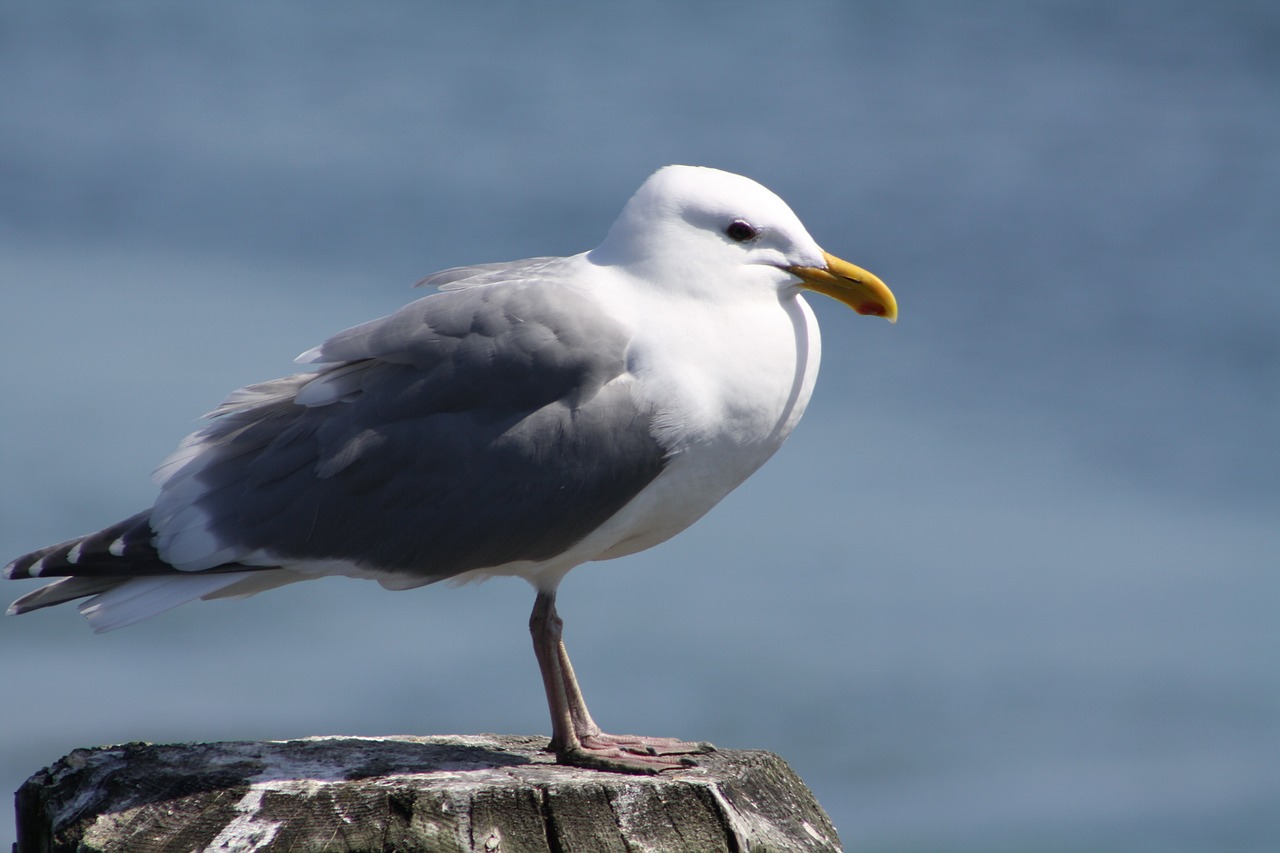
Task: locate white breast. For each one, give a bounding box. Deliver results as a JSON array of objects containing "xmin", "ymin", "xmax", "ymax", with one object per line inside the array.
[{"xmin": 581, "ymin": 286, "xmax": 823, "ymax": 563}]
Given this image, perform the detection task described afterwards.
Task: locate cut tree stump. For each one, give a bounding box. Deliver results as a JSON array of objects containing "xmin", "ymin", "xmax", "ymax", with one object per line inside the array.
[{"xmin": 14, "ymin": 734, "xmax": 842, "ymax": 852}]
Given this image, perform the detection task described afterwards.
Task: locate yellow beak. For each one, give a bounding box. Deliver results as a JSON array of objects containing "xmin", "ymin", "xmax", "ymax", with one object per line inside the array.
[{"xmin": 788, "ymin": 252, "xmax": 897, "ymax": 323}]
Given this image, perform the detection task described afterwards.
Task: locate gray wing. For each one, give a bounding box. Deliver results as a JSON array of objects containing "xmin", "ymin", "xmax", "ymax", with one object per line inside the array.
[
  {"xmin": 414, "ymin": 256, "xmax": 562, "ymax": 291},
  {"xmin": 150, "ymin": 256, "xmax": 666, "ymax": 578}
]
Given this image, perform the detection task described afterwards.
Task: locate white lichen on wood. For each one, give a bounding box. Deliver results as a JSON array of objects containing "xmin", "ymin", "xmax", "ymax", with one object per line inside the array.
[{"xmin": 16, "ymin": 734, "xmax": 842, "ymax": 852}]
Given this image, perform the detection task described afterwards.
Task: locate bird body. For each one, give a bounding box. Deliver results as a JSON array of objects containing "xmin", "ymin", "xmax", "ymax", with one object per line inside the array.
[{"xmin": 5, "ymin": 165, "xmax": 896, "ymax": 772}]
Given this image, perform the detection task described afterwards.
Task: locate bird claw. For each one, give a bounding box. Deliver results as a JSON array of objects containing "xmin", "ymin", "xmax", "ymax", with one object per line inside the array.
[{"xmin": 557, "ymin": 734, "xmax": 715, "ymax": 774}]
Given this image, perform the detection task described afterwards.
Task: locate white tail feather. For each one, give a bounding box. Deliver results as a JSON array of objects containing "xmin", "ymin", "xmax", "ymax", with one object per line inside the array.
[{"xmin": 78, "ymin": 572, "xmax": 259, "ymax": 633}]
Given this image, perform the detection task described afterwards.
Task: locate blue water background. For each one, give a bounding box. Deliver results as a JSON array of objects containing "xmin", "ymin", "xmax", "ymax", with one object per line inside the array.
[{"xmin": 1, "ymin": 2, "xmax": 1276, "ymax": 849}]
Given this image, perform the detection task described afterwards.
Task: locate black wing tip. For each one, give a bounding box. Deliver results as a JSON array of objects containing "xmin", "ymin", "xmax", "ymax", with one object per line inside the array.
[
  {"xmin": 4, "ymin": 547, "xmax": 61, "ymax": 581},
  {"xmin": 2, "ymin": 558, "xmax": 24, "ymax": 581},
  {"xmin": 3, "ymin": 511, "xmax": 165, "ymax": 581}
]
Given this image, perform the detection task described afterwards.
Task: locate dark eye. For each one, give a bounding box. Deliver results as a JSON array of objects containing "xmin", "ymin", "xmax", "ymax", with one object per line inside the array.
[{"xmin": 724, "ymin": 219, "xmax": 760, "ymax": 243}]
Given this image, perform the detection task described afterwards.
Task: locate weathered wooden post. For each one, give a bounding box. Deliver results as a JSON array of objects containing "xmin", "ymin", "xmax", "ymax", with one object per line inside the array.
[{"xmin": 15, "ymin": 734, "xmax": 842, "ymax": 852}]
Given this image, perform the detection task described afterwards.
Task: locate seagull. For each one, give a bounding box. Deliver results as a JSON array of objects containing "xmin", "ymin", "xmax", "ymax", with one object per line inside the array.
[{"xmin": 4, "ymin": 165, "xmax": 896, "ymax": 773}]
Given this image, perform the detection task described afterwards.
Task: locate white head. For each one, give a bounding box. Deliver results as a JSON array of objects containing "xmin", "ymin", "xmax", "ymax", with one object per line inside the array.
[{"xmin": 589, "ymin": 165, "xmax": 896, "ymax": 320}]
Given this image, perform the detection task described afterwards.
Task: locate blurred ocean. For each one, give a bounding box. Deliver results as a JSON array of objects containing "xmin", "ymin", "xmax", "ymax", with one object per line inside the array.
[{"xmin": 1, "ymin": 2, "xmax": 1276, "ymax": 850}]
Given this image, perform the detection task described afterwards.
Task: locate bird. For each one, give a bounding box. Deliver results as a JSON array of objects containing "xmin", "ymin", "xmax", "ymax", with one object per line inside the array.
[{"xmin": 4, "ymin": 165, "xmax": 896, "ymax": 773}]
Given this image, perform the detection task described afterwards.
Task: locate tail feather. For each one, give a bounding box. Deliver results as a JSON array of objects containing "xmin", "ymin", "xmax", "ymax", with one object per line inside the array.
[
  {"xmin": 5, "ymin": 512, "xmax": 282, "ymax": 630},
  {"xmin": 7, "ymin": 577, "xmax": 122, "ymax": 615},
  {"xmin": 78, "ymin": 572, "xmax": 263, "ymax": 633}
]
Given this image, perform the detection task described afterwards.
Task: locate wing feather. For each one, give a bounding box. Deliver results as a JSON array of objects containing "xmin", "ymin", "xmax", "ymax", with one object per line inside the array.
[
  {"xmin": 154, "ymin": 262, "xmax": 665, "ymax": 579},
  {"xmin": 6, "ymin": 255, "xmax": 667, "ymax": 623}
]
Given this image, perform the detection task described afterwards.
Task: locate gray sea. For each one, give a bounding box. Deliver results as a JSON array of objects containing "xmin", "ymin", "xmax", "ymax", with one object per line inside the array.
[{"xmin": 1, "ymin": 2, "xmax": 1276, "ymax": 850}]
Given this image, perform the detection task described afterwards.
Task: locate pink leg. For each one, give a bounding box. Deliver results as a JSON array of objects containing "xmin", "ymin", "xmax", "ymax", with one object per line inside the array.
[{"xmin": 529, "ymin": 590, "xmax": 713, "ymax": 774}]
